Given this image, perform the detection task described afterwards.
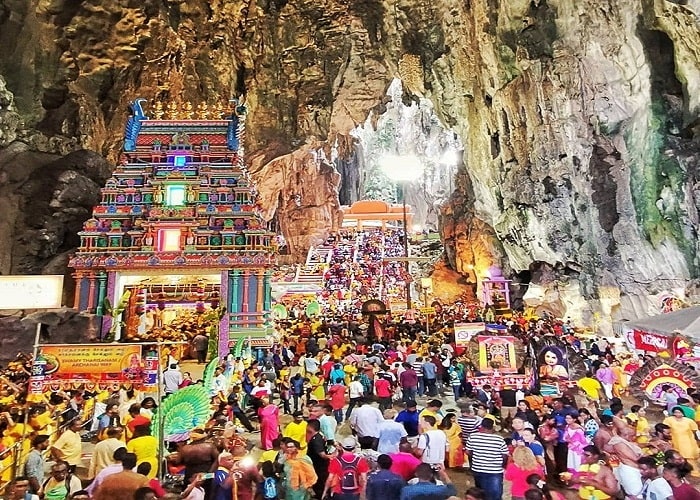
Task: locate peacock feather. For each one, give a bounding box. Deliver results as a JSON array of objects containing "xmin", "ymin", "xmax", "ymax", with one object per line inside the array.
[
  {"xmin": 233, "ymin": 337, "xmax": 245, "ymax": 358},
  {"xmin": 202, "ymin": 358, "xmax": 218, "ymax": 392},
  {"xmin": 152, "ymin": 385, "xmax": 212, "ymax": 442}
]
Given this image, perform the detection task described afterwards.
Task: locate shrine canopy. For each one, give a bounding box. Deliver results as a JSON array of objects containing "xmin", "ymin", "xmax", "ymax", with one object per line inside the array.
[
  {"xmin": 625, "ymin": 306, "xmax": 700, "ymax": 340},
  {"xmin": 340, "ymin": 200, "xmax": 413, "ymax": 230}
]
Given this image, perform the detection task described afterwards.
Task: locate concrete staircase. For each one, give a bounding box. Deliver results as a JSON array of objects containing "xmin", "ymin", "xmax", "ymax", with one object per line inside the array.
[{"xmin": 294, "ymin": 245, "xmax": 333, "ymax": 284}]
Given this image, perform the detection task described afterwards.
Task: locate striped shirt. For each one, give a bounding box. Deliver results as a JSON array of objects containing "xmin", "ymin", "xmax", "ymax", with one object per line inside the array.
[
  {"xmin": 466, "ymin": 431, "xmax": 508, "ymax": 473},
  {"xmin": 412, "ymin": 362, "xmax": 424, "ymax": 377},
  {"xmin": 456, "ymin": 415, "xmax": 481, "ymax": 445}
]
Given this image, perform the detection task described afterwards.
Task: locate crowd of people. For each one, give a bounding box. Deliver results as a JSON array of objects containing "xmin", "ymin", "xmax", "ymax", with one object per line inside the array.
[
  {"xmin": 1, "ymin": 228, "xmax": 700, "ymax": 499},
  {"xmin": 3, "ymin": 310, "xmax": 699, "ymax": 500}
]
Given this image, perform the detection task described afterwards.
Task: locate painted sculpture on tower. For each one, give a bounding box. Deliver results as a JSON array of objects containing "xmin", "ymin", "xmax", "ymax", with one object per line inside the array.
[{"xmin": 69, "ymin": 98, "xmax": 278, "ymax": 357}]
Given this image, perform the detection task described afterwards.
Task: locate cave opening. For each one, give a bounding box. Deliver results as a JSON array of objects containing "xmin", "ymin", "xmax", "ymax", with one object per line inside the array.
[{"xmin": 347, "ymin": 78, "xmax": 463, "ymax": 233}]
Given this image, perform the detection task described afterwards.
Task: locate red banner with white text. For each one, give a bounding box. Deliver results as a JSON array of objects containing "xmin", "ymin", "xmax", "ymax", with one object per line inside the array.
[{"xmin": 632, "ymin": 329, "xmax": 669, "ymax": 352}]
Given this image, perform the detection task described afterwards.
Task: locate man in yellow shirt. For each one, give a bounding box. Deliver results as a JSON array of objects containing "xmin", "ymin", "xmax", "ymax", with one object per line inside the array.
[
  {"xmin": 418, "ymin": 400, "xmax": 444, "ymax": 429},
  {"xmin": 283, "ymin": 412, "xmax": 308, "ymax": 454},
  {"xmin": 577, "ymin": 372, "xmax": 603, "ymax": 404},
  {"xmin": 50, "ymin": 418, "xmax": 83, "ymax": 473}
]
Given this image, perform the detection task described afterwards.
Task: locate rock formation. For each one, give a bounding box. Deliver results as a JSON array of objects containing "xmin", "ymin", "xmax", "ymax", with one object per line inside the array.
[
  {"xmin": 249, "ymin": 140, "xmax": 344, "ymax": 260},
  {"xmin": 0, "ymin": 0, "xmax": 697, "ymax": 334}
]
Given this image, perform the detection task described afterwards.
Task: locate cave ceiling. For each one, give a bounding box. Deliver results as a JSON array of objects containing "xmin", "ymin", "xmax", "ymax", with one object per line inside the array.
[{"xmin": 0, "ymin": 0, "xmax": 699, "ymax": 322}]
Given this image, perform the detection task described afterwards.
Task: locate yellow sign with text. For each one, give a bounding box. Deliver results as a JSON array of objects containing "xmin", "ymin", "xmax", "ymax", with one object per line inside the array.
[{"xmin": 39, "ymin": 345, "xmax": 142, "ymax": 376}]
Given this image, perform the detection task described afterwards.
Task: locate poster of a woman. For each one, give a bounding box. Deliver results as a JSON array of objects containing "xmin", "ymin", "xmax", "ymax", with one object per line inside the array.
[{"xmin": 538, "ymin": 345, "xmax": 569, "ymax": 380}]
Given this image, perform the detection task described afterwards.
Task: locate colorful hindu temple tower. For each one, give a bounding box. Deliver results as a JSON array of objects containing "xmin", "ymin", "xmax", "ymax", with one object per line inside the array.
[{"xmin": 69, "ymin": 98, "xmax": 277, "ymax": 356}]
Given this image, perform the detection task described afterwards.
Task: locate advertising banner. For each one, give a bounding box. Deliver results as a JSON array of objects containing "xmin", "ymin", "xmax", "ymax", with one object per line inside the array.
[
  {"xmin": 478, "ymin": 335, "xmax": 518, "ymax": 374},
  {"xmin": 632, "ymin": 330, "xmax": 669, "ymax": 353},
  {"xmin": 31, "ymin": 344, "xmax": 156, "ymax": 393},
  {"xmin": 454, "ymin": 322, "xmax": 484, "ymax": 346}
]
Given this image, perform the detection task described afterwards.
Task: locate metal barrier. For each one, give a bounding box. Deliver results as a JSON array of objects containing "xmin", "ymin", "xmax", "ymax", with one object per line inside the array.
[
  {"xmin": 0, "ymin": 406, "xmax": 95, "ymax": 496},
  {"xmin": 0, "ymin": 441, "xmax": 23, "ymax": 496}
]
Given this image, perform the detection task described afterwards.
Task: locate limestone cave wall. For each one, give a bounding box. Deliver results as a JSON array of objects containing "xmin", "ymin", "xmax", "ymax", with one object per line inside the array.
[{"xmin": 0, "ymin": 0, "xmax": 698, "ymax": 325}]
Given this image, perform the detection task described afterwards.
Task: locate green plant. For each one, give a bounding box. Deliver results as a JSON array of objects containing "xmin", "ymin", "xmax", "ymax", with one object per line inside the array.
[
  {"xmin": 102, "ymin": 290, "xmax": 132, "ymax": 342},
  {"xmin": 206, "ymin": 306, "xmax": 227, "ymax": 361}
]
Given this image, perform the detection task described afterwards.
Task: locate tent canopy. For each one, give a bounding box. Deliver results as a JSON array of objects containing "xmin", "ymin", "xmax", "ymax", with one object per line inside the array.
[{"xmin": 625, "ymin": 305, "xmax": 700, "ymax": 340}]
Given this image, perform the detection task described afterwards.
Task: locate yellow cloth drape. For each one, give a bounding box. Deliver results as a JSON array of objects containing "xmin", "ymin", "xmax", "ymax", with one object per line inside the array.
[{"xmin": 287, "ymin": 457, "xmax": 318, "ymax": 490}]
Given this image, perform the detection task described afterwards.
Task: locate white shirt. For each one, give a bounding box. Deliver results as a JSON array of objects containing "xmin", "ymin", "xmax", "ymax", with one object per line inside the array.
[
  {"xmin": 163, "ymin": 368, "xmax": 183, "ymax": 393},
  {"xmin": 349, "ymin": 405, "xmax": 383, "ymax": 438},
  {"xmin": 417, "ymin": 429, "xmax": 448, "ymax": 465},
  {"xmin": 183, "ymin": 486, "xmax": 206, "ymax": 500},
  {"xmin": 211, "ymin": 373, "xmax": 228, "ymax": 395},
  {"xmin": 251, "ymin": 385, "xmax": 271, "ymax": 398},
  {"xmin": 641, "ymin": 477, "xmax": 673, "ymax": 500},
  {"xmin": 377, "ymin": 419, "xmax": 408, "ymax": 454},
  {"xmin": 349, "ymin": 380, "xmax": 364, "ymax": 399},
  {"xmin": 304, "ymin": 357, "xmax": 320, "ymax": 373}
]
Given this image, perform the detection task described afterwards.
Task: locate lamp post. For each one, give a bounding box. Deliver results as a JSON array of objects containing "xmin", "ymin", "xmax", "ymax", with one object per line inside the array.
[
  {"xmin": 420, "ymin": 277, "xmax": 433, "ymax": 337},
  {"xmin": 381, "ymin": 154, "xmax": 423, "ymax": 311}
]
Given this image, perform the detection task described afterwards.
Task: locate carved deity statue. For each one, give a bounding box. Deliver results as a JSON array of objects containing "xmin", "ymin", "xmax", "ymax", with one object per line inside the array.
[
  {"xmin": 196, "ymin": 102, "xmax": 211, "ymax": 119},
  {"xmin": 172, "ymin": 132, "xmax": 191, "ymax": 145},
  {"xmin": 214, "ymin": 102, "xmax": 225, "ymax": 119},
  {"xmin": 153, "ymin": 186, "xmax": 164, "ymax": 204},
  {"xmin": 182, "ymin": 101, "xmax": 194, "ymax": 119},
  {"xmin": 152, "ymin": 101, "xmax": 165, "ymax": 120},
  {"xmin": 166, "ymin": 102, "xmax": 179, "ymax": 120}
]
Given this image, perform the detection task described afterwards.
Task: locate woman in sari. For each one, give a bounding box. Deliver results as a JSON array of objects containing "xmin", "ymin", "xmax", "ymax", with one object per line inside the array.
[
  {"xmin": 610, "ymin": 360, "xmax": 627, "ymax": 398},
  {"xmin": 578, "ymin": 408, "xmax": 599, "ymax": 443},
  {"xmin": 258, "ymin": 396, "xmax": 280, "ymax": 451},
  {"xmin": 626, "ymin": 405, "xmax": 650, "ymax": 445},
  {"xmin": 439, "ymin": 413, "xmax": 464, "ymax": 468},
  {"xmin": 308, "ymin": 372, "xmax": 325, "ymax": 403},
  {"xmin": 538, "ymin": 415, "xmax": 559, "ymax": 472}
]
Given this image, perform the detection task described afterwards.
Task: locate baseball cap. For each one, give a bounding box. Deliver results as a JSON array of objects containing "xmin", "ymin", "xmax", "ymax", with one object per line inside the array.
[{"xmin": 341, "ymin": 436, "xmax": 357, "ymax": 450}]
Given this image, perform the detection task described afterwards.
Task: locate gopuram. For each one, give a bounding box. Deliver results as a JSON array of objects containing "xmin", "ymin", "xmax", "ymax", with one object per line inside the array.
[{"xmin": 69, "ymin": 98, "xmax": 277, "ymax": 356}]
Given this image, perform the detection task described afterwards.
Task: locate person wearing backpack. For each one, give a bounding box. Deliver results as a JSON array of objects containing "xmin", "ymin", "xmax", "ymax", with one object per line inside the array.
[
  {"xmin": 322, "ymin": 436, "xmax": 370, "ymax": 500},
  {"xmin": 260, "ymin": 460, "xmax": 279, "ymax": 500},
  {"xmin": 41, "ymin": 461, "xmax": 82, "ymax": 500}
]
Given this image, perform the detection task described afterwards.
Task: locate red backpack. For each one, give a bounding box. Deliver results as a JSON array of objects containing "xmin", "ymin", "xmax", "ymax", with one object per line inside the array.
[{"xmin": 337, "ymin": 454, "xmax": 361, "ymax": 493}]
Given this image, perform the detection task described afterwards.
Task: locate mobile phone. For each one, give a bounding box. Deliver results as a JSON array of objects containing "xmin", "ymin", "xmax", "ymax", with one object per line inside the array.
[{"xmin": 201, "ymin": 472, "xmax": 215, "ymax": 480}]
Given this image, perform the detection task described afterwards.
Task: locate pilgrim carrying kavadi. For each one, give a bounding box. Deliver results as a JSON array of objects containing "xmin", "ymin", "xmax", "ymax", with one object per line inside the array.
[
  {"xmin": 623, "ymin": 306, "xmax": 700, "ymax": 404},
  {"xmin": 455, "ymin": 268, "xmax": 588, "ymax": 398}
]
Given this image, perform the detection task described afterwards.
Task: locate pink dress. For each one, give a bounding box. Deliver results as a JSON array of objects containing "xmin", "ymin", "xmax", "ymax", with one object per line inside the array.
[
  {"xmin": 564, "ymin": 425, "xmax": 588, "ymax": 471},
  {"xmin": 258, "ymin": 404, "xmax": 280, "ymax": 450}
]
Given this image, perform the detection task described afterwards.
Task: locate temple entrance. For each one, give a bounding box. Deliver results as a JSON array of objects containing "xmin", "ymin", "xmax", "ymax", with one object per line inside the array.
[{"xmin": 114, "ymin": 272, "xmax": 224, "ymax": 358}]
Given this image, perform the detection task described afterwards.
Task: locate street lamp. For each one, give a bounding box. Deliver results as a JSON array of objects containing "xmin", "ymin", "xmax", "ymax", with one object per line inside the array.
[
  {"xmin": 381, "ymin": 154, "xmax": 423, "ymax": 310},
  {"xmin": 420, "ymin": 277, "xmax": 433, "ymax": 337}
]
